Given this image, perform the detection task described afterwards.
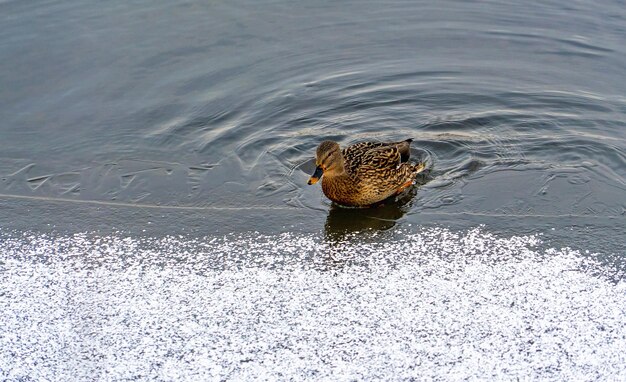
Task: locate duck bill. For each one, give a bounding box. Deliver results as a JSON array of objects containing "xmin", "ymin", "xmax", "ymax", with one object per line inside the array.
[{"xmin": 308, "ymin": 166, "xmax": 324, "ymax": 185}]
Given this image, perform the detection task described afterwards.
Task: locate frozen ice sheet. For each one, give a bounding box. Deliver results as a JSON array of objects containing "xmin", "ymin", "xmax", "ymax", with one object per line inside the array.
[{"xmin": 1, "ymin": 228, "xmax": 625, "ymax": 380}]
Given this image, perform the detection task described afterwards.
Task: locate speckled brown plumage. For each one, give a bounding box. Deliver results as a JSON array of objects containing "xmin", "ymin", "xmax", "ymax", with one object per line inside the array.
[{"xmin": 308, "ymin": 139, "xmax": 426, "ymax": 207}]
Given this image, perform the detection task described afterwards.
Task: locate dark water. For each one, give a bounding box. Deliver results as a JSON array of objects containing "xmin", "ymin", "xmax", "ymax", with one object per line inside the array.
[
  {"xmin": 2, "ymin": 0, "xmax": 625, "ymax": 239},
  {"xmin": 1, "ymin": 0, "xmax": 626, "ymax": 379}
]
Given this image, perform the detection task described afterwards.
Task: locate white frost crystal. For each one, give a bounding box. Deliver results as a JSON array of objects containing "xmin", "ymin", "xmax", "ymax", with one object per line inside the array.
[{"xmin": 1, "ymin": 228, "xmax": 624, "ymax": 380}]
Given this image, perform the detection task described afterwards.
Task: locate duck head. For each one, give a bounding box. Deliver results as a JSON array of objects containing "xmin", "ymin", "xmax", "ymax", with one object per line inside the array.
[{"xmin": 308, "ymin": 140, "xmax": 343, "ymax": 185}]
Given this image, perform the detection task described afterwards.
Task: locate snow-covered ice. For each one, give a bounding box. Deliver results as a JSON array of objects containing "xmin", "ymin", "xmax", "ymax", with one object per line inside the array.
[{"xmin": 1, "ymin": 227, "xmax": 625, "ymax": 380}]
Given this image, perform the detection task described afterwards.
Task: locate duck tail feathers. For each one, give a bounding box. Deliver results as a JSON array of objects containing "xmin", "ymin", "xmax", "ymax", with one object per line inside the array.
[{"xmin": 412, "ymin": 162, "xmax": 426, "ymax": 175}]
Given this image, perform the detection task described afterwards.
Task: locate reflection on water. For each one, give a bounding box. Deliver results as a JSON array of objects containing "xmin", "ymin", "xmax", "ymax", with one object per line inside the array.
[
  {"xmin": 324, "ymin": 202, "xmax": 406, "ymax": 240},
  {"xmin": 321, "ymin": 176, "xmax": 427, "ymax": 268},
  {"xmin": 324, "ymin": 175, "xmax": 429, "ymax": 242}
]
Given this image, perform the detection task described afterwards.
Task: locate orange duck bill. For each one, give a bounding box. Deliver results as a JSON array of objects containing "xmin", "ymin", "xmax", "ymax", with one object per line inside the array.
[{"xmin": 307, "ymin": 166, "xmax": 323, "ymax": 185}]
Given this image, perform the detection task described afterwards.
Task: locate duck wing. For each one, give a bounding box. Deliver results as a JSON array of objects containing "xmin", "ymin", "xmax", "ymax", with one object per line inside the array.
[
  {"xmin": 343, "ymin": 140, "xmax": 412, "ymax": 176},
  {"xmin": 342, "ymin": 141, "xmax": 385, "ymax": 158},
  {"xmin": 343, "ymin": 139, "xmax": 412, "ymax": 160},
  {"xmin": 345, "ymin": 145, "xmax": 402, "ymax": 180}
]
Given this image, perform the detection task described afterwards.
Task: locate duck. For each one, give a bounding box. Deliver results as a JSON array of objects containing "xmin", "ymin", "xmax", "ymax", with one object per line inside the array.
[{"xmin": 307, "ymin": 139, "xmax": 426, "ymax": 207}]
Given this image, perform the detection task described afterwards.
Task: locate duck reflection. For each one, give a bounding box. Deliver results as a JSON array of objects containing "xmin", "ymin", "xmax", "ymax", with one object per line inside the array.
[
  {"xmin": 323, "ymin": 186, "xmax": 418, "ymax": 242},
  {"xmin": 320, "ymin": 176, "xmax": 430, "ymax": 265}
]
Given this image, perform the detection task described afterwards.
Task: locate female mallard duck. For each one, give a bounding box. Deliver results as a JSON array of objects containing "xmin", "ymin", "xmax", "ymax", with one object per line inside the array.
[{"xmin": 308, "ymin": 139, "xmax": 426, "ymax": 207}]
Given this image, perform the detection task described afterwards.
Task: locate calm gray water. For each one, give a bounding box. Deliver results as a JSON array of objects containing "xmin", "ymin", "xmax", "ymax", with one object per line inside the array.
[{"xmin": 1, "ymin": 0, "xmax": 625, "ymax": 380}]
